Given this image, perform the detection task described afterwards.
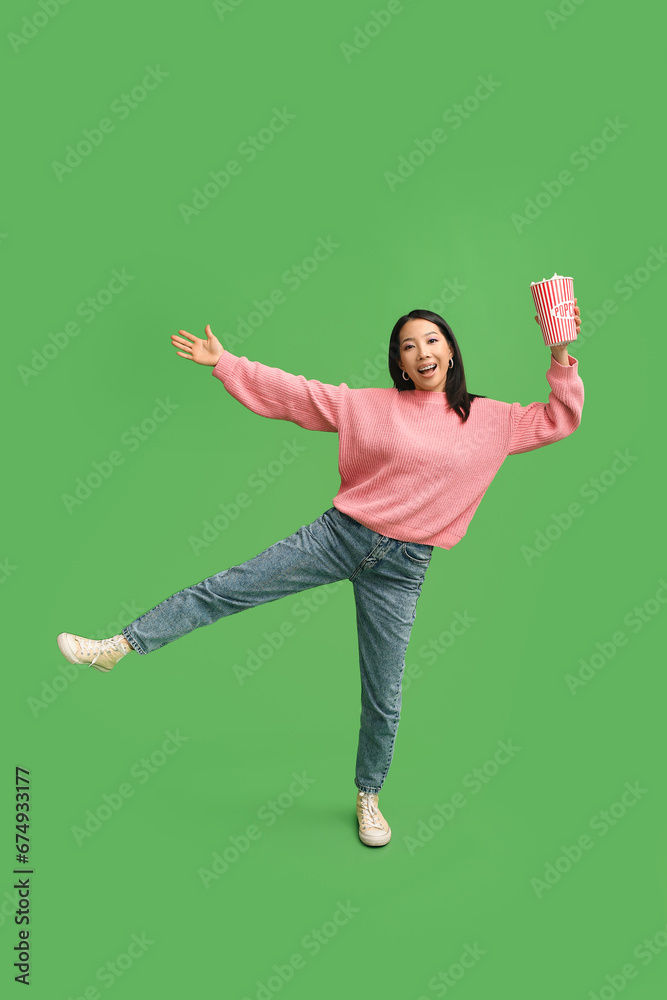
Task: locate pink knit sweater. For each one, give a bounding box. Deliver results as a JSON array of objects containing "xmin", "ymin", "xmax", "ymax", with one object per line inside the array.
[{"xmin": 212, "ymin": 350, "xmax": 584, "ymax": 550}]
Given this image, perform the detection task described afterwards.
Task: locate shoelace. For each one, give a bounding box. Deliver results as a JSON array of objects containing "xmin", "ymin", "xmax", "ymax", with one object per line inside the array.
[
  {"xmin": 78, "ymin": 635, "xmax": 128, "ymax": 666},
  {"xmin": 358, "ymin": 794, "xmax": 386, "ymax": 832}
]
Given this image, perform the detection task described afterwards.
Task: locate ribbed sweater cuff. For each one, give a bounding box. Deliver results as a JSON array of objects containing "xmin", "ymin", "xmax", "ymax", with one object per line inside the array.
[
  {"xmin": 212, "ymin": 350, "xmax": 241, "ymax": 383},
  {"xmin": 550, "ymin": 352, "xmax": 578, "ymax": 371}
]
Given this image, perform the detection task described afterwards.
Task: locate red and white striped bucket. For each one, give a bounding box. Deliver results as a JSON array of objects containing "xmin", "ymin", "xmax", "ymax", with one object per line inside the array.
[{"xmin": 530, "ymin": 273, "xmax": 577, "ymax": 346}]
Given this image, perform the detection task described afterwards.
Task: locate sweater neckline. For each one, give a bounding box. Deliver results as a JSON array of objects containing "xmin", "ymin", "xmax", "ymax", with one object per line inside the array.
[{"xmin": 401, "ymin": 388, "xmax": 451, "ymax": 406}]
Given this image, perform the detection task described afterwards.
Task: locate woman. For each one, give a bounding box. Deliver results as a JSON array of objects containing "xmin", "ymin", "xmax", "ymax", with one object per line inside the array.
[{"xmin": 57, "ymin": 305, "xmax": 584, "ymax": 847}]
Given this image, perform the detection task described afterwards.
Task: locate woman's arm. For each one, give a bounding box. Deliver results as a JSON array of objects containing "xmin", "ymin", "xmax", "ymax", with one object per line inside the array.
[
  {"xmin": 508, "ymin": 302, "xmax": 584, "ymax": 455},
  {"xmin": 171, "ymin": 324, "xmax": 343, "ymax": 432},
  {"xmin": 541, "ymin": 300, "xmax": 578, "ymax": 368}
]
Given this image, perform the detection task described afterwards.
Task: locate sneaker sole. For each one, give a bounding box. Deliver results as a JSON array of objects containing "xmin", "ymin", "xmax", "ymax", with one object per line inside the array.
[{"xmin": 359, "ymin": 826, "xmax": 392, "ymax": 847}]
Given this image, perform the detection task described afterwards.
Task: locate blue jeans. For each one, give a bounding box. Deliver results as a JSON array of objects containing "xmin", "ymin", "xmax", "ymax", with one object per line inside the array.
[{"xmin": 122, "ymin": 506, "xmax": 433, "ymax": 794}]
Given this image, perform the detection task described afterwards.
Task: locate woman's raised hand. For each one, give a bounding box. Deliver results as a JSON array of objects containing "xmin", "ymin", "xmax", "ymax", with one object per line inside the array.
[
  {"xmin": 534, "ymin": 298, "xmax": 580, "ymax": 361},
  {"xmin": 171, "ymin": 324, "xmax": 224, "ymax": 367},
  {"xmin": 534, "ymin": 298, "xmax": 581, "ymax": 340}
]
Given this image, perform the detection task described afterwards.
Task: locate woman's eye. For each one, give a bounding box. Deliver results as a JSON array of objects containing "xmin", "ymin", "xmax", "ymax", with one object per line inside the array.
[{"xmin": 404, "ymin": 338, "xmax": 438, "ymax": 349}]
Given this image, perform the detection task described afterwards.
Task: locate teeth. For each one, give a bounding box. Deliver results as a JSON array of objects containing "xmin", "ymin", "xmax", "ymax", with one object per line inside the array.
[{"xmin": 418, "ymin": 364, "xmax": 436, "ymax": 372}]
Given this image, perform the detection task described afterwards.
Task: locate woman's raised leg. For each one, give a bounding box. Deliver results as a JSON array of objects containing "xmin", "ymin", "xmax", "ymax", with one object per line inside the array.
[
  {"xmin": 58, "ymin": 510, "xmax": 358, "ymax": 670},
  {"xmin": 122, "ymin": 511, "xmax": 356, "ymax": 655}
]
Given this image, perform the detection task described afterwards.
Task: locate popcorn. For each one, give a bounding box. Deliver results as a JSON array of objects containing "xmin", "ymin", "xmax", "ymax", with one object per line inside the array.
[{"xmin": 530, "ymin": 273, "xmax": 577, "ymax": 346}]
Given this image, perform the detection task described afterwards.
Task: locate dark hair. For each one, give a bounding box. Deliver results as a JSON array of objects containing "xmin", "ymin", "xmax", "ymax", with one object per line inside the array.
[{"xmin": 388, "ymin": 309, "xmax": 485, "ymax": 423}]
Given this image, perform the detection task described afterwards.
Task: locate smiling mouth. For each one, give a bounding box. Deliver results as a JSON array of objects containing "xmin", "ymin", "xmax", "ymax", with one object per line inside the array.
[{"xmin": 417, "ymin": 364, "xmax": 437, "ymax": 376}]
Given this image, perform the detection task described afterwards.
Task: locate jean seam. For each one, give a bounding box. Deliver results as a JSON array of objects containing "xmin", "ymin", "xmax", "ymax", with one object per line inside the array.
[
  {"xmin": 349, "ymin": 536, "xmax": 388, "ymax": 582},
  {"xmin": 122, "ymin": 627, "xmax": 147, "ymax": 655},
  {"xmin": 355, "ymin": 781, "xmax": 381, "ymax": 794},
  {"xmin": 375, "ymin": 589, "xmax": 422, "ymax": 789},
  {"xmin": 401, "ymin": 542, "xmax": 432, "ymax": 566}
]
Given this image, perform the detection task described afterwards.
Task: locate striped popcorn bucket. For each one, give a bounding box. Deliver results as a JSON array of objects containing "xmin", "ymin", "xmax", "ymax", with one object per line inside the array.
[{"xmin": 530, "ymin": 273, "xmax": 577, "ymax": 346}]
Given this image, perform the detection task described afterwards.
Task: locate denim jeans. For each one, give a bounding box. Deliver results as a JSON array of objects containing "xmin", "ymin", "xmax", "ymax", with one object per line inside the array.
[{"xmin": 122, "ymin": 505, "xmax": 433, "ymax": 794}]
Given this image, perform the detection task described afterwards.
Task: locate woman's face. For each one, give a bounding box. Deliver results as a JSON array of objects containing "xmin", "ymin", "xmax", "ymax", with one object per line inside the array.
[{"xmin": 397, "ymin": 319, "xmax": 453, "ymax": 393}]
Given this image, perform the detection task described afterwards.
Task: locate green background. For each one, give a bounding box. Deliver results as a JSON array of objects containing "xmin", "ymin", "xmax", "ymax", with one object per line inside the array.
[{"xmin": 3, "ymin": 0, "xmax": 666, "ymax": 997}]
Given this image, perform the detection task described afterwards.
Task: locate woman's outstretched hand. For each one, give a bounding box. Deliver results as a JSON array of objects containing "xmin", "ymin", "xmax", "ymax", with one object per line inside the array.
[
  {"xmin": 171, "ymin": 324, "xmax": 224, "ymax": 367},
  {"xmin": 534, "ymin": 298, "xmax": 580, "ymax": 364}
]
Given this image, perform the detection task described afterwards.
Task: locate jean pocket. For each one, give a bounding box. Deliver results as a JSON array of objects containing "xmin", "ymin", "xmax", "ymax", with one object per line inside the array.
[{"xmin": 401, "ymin": 541, "xmax": 433, "ymax": 565}]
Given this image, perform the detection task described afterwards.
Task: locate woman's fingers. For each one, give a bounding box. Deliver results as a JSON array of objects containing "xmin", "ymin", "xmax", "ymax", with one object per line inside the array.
[
  {"xmin": 171, "ymin": 335, "xmax": 193, "ymax": 348},
  {"xmin": 177, "ymin": 329, "xmax": 196, "ymax": 341},
  {"xmin": 171, "ymin": 337, "xmax": 194, "ymax": 359}
]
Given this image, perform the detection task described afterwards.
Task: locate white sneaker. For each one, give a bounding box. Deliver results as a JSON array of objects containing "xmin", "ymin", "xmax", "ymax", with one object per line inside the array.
[
  {"xmin": 56, "ymin": 633, "xmax": 132, "ymax": 673},
  {"xmin": 356, "ymin": 790, "xmax": 391, "ymax": 847}
]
